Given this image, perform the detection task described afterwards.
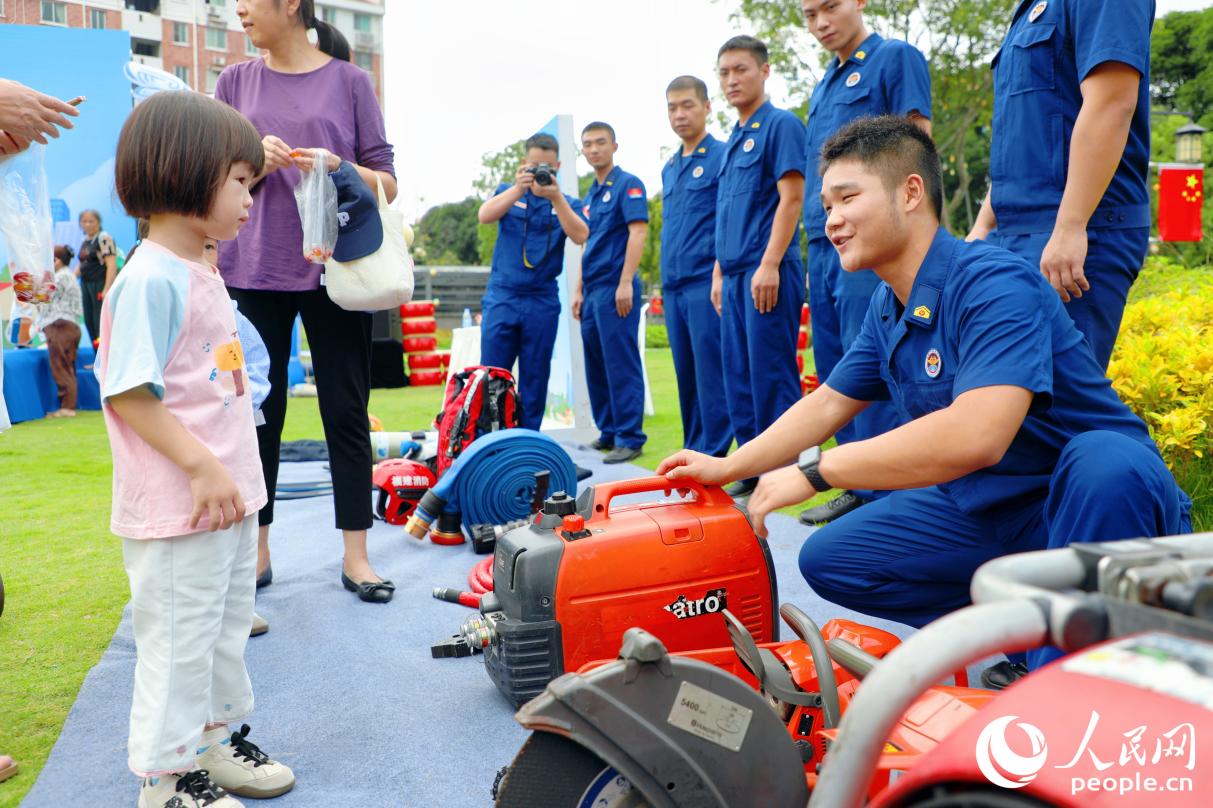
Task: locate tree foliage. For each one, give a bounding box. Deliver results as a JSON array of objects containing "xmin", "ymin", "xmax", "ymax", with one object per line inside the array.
[
  {"xmin": 728, "ymin": 0, "xmax": 1015, "ymax": 233},
  {"xmin": 412, "ymin": 197, "xmax": 480, "ymax": 266},
  {"xmin": 1152, "ymin": 7, "xmax": 1213, "ymax": 127}
]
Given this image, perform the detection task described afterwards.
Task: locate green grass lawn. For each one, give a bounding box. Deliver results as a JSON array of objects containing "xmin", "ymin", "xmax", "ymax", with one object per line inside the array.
[{"xmin": 0, "ymin": 347, "xmax": 831, "ymax": 806}]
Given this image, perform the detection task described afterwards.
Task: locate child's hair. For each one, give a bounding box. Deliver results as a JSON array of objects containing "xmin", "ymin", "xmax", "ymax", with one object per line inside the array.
[
  {"xmin": 115, "ymin": 92, "xmax": 264, "ymax": 220},
  {"xmin": 53, "ymin": 245, "xmax": 75, "ymax": 265}
]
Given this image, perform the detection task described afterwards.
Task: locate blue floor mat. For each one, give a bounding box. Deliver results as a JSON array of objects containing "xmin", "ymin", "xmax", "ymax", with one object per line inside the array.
[{"xmin": 21, "ymin": 443, "xmax": 929, "ymax": 808}]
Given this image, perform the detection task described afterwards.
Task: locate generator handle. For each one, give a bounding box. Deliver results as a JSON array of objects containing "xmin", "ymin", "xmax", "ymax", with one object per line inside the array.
[{"xmin": 590, "ymin": 476, "xmax": 733, "ymax": 519}]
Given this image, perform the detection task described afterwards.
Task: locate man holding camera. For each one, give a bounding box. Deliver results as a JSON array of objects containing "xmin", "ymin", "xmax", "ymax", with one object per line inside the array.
[
  {"xmin": 478, "ymin": 132, "xmax": 589, "ymax": 430},
  {"xmin": 574, "ymin": 122, "xmax": 649, "ymax": 464}
]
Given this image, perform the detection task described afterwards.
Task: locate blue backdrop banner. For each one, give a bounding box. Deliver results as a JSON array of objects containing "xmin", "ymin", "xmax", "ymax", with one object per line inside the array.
[{"xmin": 0, "ymin": 26, "xmax": 136, "ymax": 271}]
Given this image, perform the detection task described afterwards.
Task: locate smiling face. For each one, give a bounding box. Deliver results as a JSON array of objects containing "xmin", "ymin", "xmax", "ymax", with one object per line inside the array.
[
  {"xmin": 202, "ymin": 162, "xmax": 256, "ymax": 242},
  {"xmin": 801, "ymin": 0, "xmax": 866, "ymax": 56},
  {"xmin": 717, "ymin": 48, "xmax": 769, "ymax": 112},
  {"xmin": 820, "ymin": 157, "xmax": 910, "ymax": 272}
]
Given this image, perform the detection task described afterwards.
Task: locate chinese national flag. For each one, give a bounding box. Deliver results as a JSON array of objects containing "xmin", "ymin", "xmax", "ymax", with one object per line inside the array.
[{"xmin": 1159, "ymin": 166, "xmax": 1204, "ymax": 242}]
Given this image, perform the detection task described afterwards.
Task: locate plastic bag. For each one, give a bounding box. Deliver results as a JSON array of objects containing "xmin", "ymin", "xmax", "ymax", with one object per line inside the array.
[
  {"xmin": 0, "ymin": 144, "xmax": 55, "ymax": 303},
  {"xmin": 292, "ymin": 147, "xmax": 338, "ymax": 264}
]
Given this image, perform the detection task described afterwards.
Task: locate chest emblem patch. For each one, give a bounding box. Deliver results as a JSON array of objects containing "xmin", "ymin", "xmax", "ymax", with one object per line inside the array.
[
  {"xmin": 925, "ymin": 348, "xmax": 942, "ymax": 379},
  {"xmin": 743, "ymin": 138, "xmax": 755, "ymax": 153},
  {"xmin": 1029, "ymin": 1, "xmax": 1047, "ymax": 22},
  {"xmin": 603, "ymin": 191, "xmax": 612, "ymax": 203},
  {"xmin": 846, "ymin": 71, "xmax": 862, "ymax": 88},
  {"xmin": 692, "ymin": 166, "xmax": 705, "ymax": 178}
]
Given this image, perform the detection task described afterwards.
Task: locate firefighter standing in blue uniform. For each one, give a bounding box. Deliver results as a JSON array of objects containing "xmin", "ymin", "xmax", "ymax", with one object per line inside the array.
[
  {"xmin": 478, "ymin": 133, "xmax": 588, "ymax": 430},
  {"xmin": 713, "ymin": 36, "xmax": 807, "ymax": 499},
  {"xmin": 660, "ymin": 117, "xmax": 1190, "ymax": 689},
  {"xmin": 575, "ymin": 122, "xmax": 650, "ymax": 464},
  {"xmin": 660, "ymin": 75, "xmax": 732, "ymax": 458},
  {"xmin": 799, "ymin": 0, "xmax": 932, "ymax": 526},
  {"xmin": 968, "ymin": 0, "xmax": 1155, "ymax": 372}
]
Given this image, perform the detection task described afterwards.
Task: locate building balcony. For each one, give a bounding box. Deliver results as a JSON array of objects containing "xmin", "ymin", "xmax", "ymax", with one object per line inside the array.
[{"xmin": 122, "ymin": 8, "xmax": 162, "ymax": 41}]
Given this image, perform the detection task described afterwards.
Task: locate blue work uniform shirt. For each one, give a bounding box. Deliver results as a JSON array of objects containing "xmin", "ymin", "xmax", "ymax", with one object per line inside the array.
[
  {"xmin": 487, "ymin": 182, "xmax": 586, "ymax": 296},
  {"xmin": 828, "ymin": 227, "xmax": 1159, "ymax": 515},
  {"xmin": 990, "ymin": 0, "xmax": 1154, "ymax": 234},
  {"xmin": 715, "ymin": 100, "xmax": 807, "ymax": 276},
  {"xmin": 660, "ymin": 134, "xmax": 723, "ymax": 291},
  {"xmin": 804, "ymin": 33, "xmax": 932, "ymax": 237},
  {"xmin": 581, "ymin": 166, "xmax": 649, "ymax": 291}
]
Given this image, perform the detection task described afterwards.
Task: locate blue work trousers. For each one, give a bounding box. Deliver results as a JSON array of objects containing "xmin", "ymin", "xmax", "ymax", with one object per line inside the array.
[
  {"xmin": 665, "ymin": 280, "xmax": 731, "ymax": 456},
  {"xmin": 580, "ymin": 282, "xmax": 646, "ymax": 449},
  {"xmin": 720, "ymin": 260, "xmax": 803, "ymax": 446},
  {"xmin": 480, "ymin": 290, "xmax": 560, "ymax": 431},
  {"xmin": 987, "ymin": 228, "xmax": 1148, "ymax": 372},
  {"xmin": 799, "ymin": 430, "xmax": 1191, "ymax": 670}
]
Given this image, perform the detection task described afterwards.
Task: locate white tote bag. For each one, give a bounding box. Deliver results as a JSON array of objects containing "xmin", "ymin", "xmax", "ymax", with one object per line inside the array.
[{"xmin": 324, "ymin": 176, "xmax": 414, "ymax": 311}]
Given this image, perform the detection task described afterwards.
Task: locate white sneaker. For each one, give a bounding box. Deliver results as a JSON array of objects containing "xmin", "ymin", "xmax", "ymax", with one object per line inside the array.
[
  {"xmin": 249, "ymin": 613, "xmax": 269, "ymax": 637},
  {"xmin": 196, "ymin": 724, "xmax": 295, "ymax": 799},
  {"xmin": 137, "ymin": 769, "xmax": 244, "ymax": 807}
]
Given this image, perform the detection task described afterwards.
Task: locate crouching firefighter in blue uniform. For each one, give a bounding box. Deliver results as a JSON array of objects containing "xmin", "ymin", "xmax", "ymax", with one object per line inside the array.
[
  {"xmin": 478, "ymin": 132, "xmax": 589, "ymax": 430},
  {"xmin": 659, "ymin": 117, "xmax": 1191, "ymax": 690}
]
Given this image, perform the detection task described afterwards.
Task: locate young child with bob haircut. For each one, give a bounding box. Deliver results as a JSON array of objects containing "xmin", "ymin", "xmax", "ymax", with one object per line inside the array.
[{"xmin": 100, "ymin": 90, "xmax": 295, "ymax": 808}]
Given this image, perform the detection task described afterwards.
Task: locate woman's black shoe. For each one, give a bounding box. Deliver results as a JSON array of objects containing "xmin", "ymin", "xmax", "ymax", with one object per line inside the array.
[
  {"xmin": 341, "ymin": 571, "xmax": 395, "ymax": 603},
  {"xmin": 256, "ymin": 564, "xmax": 272, "ymax": 589}
]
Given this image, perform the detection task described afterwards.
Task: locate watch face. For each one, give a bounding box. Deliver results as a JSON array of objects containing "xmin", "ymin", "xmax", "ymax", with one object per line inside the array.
[{"xmin": 799, "ymin": 446, "xmax": 821, "ymax": 468}]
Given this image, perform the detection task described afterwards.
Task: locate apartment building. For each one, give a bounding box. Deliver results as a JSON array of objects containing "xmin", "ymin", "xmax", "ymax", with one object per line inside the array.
[{"xmin": 0, "ymin": 0, "xmax": 385, "ymax": 101}]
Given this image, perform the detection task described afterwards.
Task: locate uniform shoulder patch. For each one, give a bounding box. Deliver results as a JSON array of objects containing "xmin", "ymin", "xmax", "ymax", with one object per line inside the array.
[{"xmin": 627, "ymin": 187, "xmax": 644, "ymax": 199}]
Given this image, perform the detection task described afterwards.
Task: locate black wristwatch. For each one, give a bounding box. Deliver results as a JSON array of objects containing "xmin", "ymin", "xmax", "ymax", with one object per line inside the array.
[{"xmin": 798, "ymin": 447, "xmax": 832, "ymax": 493}]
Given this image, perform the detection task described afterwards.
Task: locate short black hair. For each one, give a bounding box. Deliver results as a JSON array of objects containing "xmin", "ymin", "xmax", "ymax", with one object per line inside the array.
[
  {"xmin": 79, "ymin": 209, "xmax": 101, "ymax": 226},
  {"xmin": 581, "ymin": 121, "xmax": 616, "ymax": 143},
  {"xmin": 115, "ymin": 91, "xmax": 264, "ymax": 220},
  {"xmin": 666, "ymin": 75, "xmax": 709, "ymax": 103},
  {"xmin": 525, "ymin": 132, "xmax": 559, "ymax": 156},
  {"xmin": 819, "ymin": 115, "xmax": 943, "ymax": 220},
  {"xmin": 718, "ymin": 35, "xmax": 768, "ymax": 66}
]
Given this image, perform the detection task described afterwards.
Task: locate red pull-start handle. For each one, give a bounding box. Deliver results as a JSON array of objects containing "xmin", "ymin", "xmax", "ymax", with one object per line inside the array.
[{"xmin": 588, "ymin": 475, "xmax": 733, "ymax": 519}]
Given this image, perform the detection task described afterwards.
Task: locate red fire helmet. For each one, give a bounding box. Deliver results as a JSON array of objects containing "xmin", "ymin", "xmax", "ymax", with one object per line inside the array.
[{"xmin": 372, "ymin": 459, "xmax": 437, "ymax": 525}]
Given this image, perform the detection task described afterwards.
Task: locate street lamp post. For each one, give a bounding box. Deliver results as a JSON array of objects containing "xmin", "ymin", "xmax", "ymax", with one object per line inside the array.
[{"xmin": 1175, "ymin": 121, "xmax": 1207, "ymax": 164}]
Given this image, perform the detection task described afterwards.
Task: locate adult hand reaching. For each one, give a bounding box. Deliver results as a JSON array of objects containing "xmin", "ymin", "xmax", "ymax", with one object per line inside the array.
[{"xmin": 0, "ymin": 80, "xmax": 78, "ymax": 145}]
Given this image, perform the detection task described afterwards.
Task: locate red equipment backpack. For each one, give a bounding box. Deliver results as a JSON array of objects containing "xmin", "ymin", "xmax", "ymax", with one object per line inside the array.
[{"xmin": 435, "ymin": 366, "xmax": 520, "ymax": 477}]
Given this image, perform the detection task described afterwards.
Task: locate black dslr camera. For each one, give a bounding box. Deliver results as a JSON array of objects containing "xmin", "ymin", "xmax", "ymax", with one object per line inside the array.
[{"xmin": 526, "ymin": 163, "xmax": 556, "ymax": 187}]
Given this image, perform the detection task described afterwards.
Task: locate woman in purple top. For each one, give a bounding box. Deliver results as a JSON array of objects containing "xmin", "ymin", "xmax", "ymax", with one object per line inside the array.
[{"xmin": 217, "ymin": 0, "xmax": 398, "ymax": 604}]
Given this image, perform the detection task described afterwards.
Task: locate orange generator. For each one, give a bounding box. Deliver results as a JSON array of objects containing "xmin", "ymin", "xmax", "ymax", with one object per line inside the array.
[{"xmin": 479, "ymin": 476, "xmax": 777, "ymax": 707}]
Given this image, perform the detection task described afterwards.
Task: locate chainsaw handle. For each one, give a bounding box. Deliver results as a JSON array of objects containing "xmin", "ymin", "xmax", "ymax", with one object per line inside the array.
[{"xmin": 589, "ymin": 476, "xmax": 732, "ymax": 519}]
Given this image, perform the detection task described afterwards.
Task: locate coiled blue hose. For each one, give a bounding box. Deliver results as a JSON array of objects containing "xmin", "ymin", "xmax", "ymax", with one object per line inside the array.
[{"xmin": 412, "ymin": 429, "xmax": 577, "ymax": 531}]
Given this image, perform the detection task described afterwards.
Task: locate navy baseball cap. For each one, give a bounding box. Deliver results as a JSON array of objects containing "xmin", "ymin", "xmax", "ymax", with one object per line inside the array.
[{"xmin": 330, "ymin": 161, "xmax": 384, "ymax": 262}]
